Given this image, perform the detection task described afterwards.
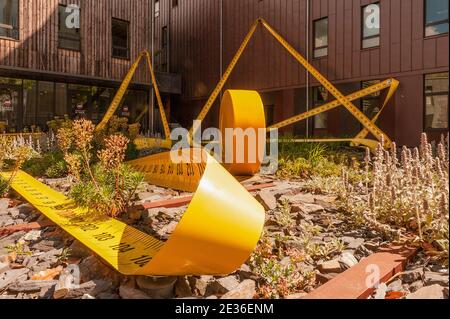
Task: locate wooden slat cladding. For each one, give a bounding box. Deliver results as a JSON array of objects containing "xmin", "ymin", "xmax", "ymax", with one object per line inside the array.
[
  {"xmin": 0, "ymin": 0, "xmax": 152, "ymax": 84},
  {"xmin": 159, "ymin": 0, "xmax": 448, "ymax": 100}
]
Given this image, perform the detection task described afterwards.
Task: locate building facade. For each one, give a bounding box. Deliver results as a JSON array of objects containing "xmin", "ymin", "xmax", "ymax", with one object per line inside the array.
[
  {"xmin": 155, "ymin": 0, "xmax": 448, "ymax": 146},
  {"xmin": 0, "ymin": 0, "xmax": 180, "ymax": 134},
  {"xmin": 1, "ymin": 0, "xmax": 449, "ymax": 147}
]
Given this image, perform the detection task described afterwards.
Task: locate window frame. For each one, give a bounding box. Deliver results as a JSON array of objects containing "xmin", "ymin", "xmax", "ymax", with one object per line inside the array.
[
  {"xmin": 111, "ymin": 18, "xmax": 130, "ymax": 60},
  {"xmin": 313, "ymin": 17, "xmax": 328, "ymax": 59},
  {"xmin": 361, "ymin": 2, "xmax": 380, "ymax": 49},
  {"xmin": 424, "ymin": 73, "xmax": 449, "ymax": 131},
  {"xmin": 0, "ymin": 0, "xmax": 20, "ymax": 41},
  {"xmin": 58, "ymin": 3, "xmax": 81, "ymax": 51},
  {"xmin": 424, "ymin": 0, "xmax": 449, "ymax": 37}
]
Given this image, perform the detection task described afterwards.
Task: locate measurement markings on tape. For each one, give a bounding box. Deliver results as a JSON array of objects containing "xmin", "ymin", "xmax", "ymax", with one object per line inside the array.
[{"xmin": 2, "ymin": 148, "xmax": 265, "ymax": 276}]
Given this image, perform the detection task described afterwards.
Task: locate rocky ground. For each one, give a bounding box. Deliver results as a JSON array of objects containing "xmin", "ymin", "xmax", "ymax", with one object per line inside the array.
[{"xmin": 0, "ymin": 175, "xmax": 448, "ymax": 299}]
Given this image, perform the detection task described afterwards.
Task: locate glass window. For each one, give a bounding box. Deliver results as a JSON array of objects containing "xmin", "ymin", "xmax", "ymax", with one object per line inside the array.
[
  {"xmin": 362, "ymin": 3, "xmax": 380, "ymax": 49},
  {"xmin": 313, "ymin": 87, "xmax": 328, "ymax": 130},
  {"xmin": 361, "ymin": 80, "xmax": 382, "ymax": 121},
  {"xmin": 155, "ymin": 0, "xmax": 160, "ymax": 17},
  {"xmin": 58, "ymin": 4, "xmax": 81, "ymax": 50},
  {"xmin": 0, "ymin": 0, "xmax": 19, "ymax": 40},
  {"xmin": 55, "ymin": 83, "xmax": 68, "ymax": 117},
  {"xmin": 90, "ymin": 87, "xmax": 114, "ymax": 123},
  {"xmin": 0, "ymin": 86, "xmax": 20, "ymax": 132},
  {"xmin": 112, "ymin": 18, "xmax": 130, "ymax": 59},
  {"xmin": 314, "ymin": 18, "xmax": 328, "ymax": 58},
  {"xmin": 425, "ymin": 73, "xmax": 449, "ymax": 129},
  {"xmin": 160, "ymin": 26, "xmax": 168, "ymax": 71},
  {"xmin": 23, "ymin": 80, "xmax": 37, "ymax": 129},
  {"xmin": 122, "ymin": 90, "xmax": 148, "ymax": 123},
  {"xmin": 425, "ymin": 0, "xmax": 449, "ymax": 36},
  {"xmin": 36, "ymin": 81, "xmax": 55, "ymax": 130}
]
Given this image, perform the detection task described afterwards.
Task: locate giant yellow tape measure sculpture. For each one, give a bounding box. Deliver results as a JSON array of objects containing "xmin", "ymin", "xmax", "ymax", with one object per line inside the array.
[
  {"xmin": 3, "ymin": 149, "xmax": 265, "ymax": 275},
  {"xmin": 2, "ymin": 90, "xmax": 266, "ymax": 276}
]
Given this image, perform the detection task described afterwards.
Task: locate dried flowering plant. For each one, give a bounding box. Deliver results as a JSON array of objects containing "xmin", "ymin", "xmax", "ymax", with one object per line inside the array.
[
  {"xmin": 56, "ymin": 119, "xmax": 143, "ymax": 217},
  {"xmin": 341, "ymin": 133, "xmax": 449, "ymax": 263},
  {"xmin": 1, "ymin": 135, "xmax": 36, "ymax": 196}
]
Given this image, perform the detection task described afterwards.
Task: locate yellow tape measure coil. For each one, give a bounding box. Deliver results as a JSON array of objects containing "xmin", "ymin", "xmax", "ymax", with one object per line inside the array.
[{"xmin": 4, "ymin": 149, "xmax": 265, "ymax": 276}]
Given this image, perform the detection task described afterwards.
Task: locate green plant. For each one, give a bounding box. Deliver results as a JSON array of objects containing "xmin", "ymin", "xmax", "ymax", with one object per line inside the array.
[
  {"xmin": 22, "ymin": 151, "xmax": 68, "ymax": 178},
  {"xmin": 249, "ymin": 234, "xmax": 315, "ymax": 299},
  {"xmin": 0, "ymin": 135, "xmax": 36, "ymax": 196},
  {"xmin": 273, "ymin": 199, "xmax": 295, "ymax": 228},
  {"xmin": 58, "ymin": 119, "xmax": 144, "ymax": 217},
  {"xmin": 5, "ymin": 242, "xmax": 32, "ymax": 257},
  {"xmin": 69, "ymin": 164, "xmax": 143, "ymax": 217}
]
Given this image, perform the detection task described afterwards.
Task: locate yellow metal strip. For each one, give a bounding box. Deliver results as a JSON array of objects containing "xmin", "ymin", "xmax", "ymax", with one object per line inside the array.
[
  {"xmin": 2, "ymin": 149, "xmax": 265, "ymax": 276},
  {"xmin": 269, "ymin": 79, "xmax": 396, "ymax": 131},
  {"xmin": 354, "ymin": 78, "xmax": 399, "ymax": 140},
  {"xmin": 96, "ymin": 50, "xmax": 171, "ymax": 142},
  {"xmin": 144, "ymin": 52, "xmax": 171, "ymax": 141},
  {"xmin": 96, "ymin": 52, "xmax": 146, "ymax": 131},
  {"xmin": 189, "ymin": 19, "xmax": 261, "ymax": 139},
  {"xmin": 260, "ymin": 18, "xmax": 393, "ymax": 149}
]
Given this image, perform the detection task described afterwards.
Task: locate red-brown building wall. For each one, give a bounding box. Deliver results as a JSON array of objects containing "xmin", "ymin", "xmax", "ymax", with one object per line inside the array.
[{"xmin": 159, "ymin": 0, "xmax": 448, "ymax": 146}]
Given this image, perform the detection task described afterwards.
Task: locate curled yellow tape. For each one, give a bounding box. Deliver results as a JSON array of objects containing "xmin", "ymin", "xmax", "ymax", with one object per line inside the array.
[
  {"xmin": 3, "ymin": 148, "xmax": 265, "ymax": 276},
  {"xmin": 219, "ymin": 90, "xmax": 266, "ymax": 176}
]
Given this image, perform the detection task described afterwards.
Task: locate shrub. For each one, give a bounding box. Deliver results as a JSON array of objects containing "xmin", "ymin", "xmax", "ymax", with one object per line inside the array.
[
  {"xmin": 22, "ymin": 151, "xmax": 68, "ymax": 178},
  {"xmin": 1, "ymin": 135, "xmax": 36, "ymax": 196},
  {"xmin": 57, "ymin": 119, "xmax": 143, "ymax": 217}
]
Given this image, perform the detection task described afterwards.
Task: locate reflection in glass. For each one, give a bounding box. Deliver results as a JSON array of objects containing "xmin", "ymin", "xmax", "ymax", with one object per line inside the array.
[{"xmin": 425, "ymin": 73, "xmax": 449, "ymax": 129}]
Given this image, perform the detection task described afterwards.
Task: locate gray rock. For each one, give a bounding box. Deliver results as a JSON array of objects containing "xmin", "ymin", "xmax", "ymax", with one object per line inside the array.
[
  {"xmin": 406, "ymin": 284, "xmax": 445, "ymax": 299},
  {"xmin": 15, "ymin": 204, "xmax": 34, "ymax": 215},
  {"xmin": 7, "ymin": 280, "xmax": 58, "ymax": 293},
  {"xmin": 408, "ymin": 280, "xmax": 424, "ymax": 293},
  {"xmin": 221, "ymin": 280, "xmax": 256, "ymax": 299},
  {"xmin": 205, "ymin": 276, "xmax": 240, "ymax": 296},
  {"xmin": 315, "ymin": 272, "xmax": 339, "ymax": 284},
  {"xmin": 236, "ymin": 264, "xmax": 254, "ymax": 281},
  {"xmin": 175, "ymin": 277, "xmax": 192, "ymax": 298},
  {"xmin": 292, "ymin": 203, "xmax": 324, "ymax": 214},
  {"xmin": 281, "ymin": 193, "xmax": 315, "ymax": 204},
  {"xmin": 188, "ymin": 276, "xmax": 213, "ymax": 296},
  {"xmin": 387, "ymin": 279, "xmax": 403, "ymax": 292},
  {"xmin": 339, "ymin": 252, "xmax": 358, "ymax": 269},
  {"xmin": 69, "ymin": 240, "xmax": 91, "ymax": 258},
  {"xmin": 318, "ymin": 259, "xmax": 342, "ymax": 274},
  {"xmin": 256, "ymin": 189, "xmax": 277, "ymax": 211},
  {"xmin": 136, "ymin": 276, "xmax": 177, "ymax": 298},
  {"xmin": 119, "ymin": 285, "xmax": 151, "ymax": 299},
  {"xmin": 22, "ymin": 230, "xmax": 42, "ymax": 242},
  {"xmin": 137, "ymin": 192, "xmax": 164, "ymax": 201},
  {"xmin": 63, "ymin": 280, "xmax": 113, "ymax": 299},
  {"xmin": 79, "ymin": 256, "xmax": 121, "ymax": 285},
  {"xmin": 0, "ymin": 199, "xmax": 9, "ymax": 211},
  {"xmin": 0, "ymin": 215, "xmax": 14, "ymax": 227},
  {"xmin": 0, "ymin": 231, "xmax": 26, "ymax": 255},
  {"xmin": 0, "ymin": 268, "xmax": 30, "ymax": 290},
  {"xmin": 424, "ymin": 271, "xmax": 449, "ymax": 286},
  {"xmin": 400, "ymin": 268, "xmax": 423, "ymax": 284},
  {"xmin": 341, "ymin": 237, "xmax": 365, "ymax": 250}
]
